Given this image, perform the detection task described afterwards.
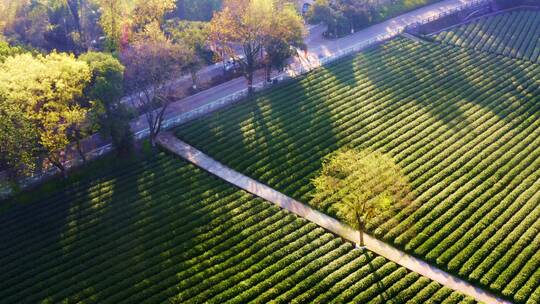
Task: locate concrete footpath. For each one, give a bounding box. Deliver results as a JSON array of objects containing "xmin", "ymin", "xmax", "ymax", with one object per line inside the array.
[{"xmin": 157, "ymin": 132, "xmax": 510, "ymax": 304}]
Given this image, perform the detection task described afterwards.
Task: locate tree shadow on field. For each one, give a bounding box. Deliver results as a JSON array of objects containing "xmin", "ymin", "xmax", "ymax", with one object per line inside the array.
[
  {"xmin": 363, "ymin": 39, "xmax": 471, "ymax": 133},
  {"xmin": 371, "ymin": 38, "xmax": 540, "ymax": 136},
  {"xmin": 325, "ymin": 51, "xmax": 359, "ymax": 88},
  {"xmin": 77, "ymin": 156, "xmax": 224, "ymax": 303},
  {"xmin": 355, "ymin": 37, "xmax": 540, "ymax": 228},
  {"xmin": 174, "ymin": 36, "xmax": 540, "ymax": 233},
  {"xmin": 367, "ymin": 254, "xmax": 390, "ymax": 302},
  {"xmin": 0, "ymin": 168, "xmax": 119, "ymax": 303},
  {"xmin": 249, "ymin": 70, "xmax": 342, "ymax": 202},
  {"xmin": 0, "ymin": 155, "xmax": 221, "ymax": 303},
  {"xmin": 176, "ymin": 66, "xmax": 340, "ymax": 204}
]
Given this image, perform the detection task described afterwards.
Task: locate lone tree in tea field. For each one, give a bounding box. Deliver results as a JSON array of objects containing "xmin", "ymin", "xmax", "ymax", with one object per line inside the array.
[{"xmin": 312, "ymin": 149, "xmax": 411, "ymax": 247}]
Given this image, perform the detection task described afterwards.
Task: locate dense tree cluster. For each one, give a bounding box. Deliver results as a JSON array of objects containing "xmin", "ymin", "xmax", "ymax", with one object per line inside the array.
[
  {"xmin": 0, "ymin": 0, "xmax": 306, "ymax": 182},
  {"xmin": 306, "ymin": 0, "xmax": 372, "ymax": 38},
  {"xmin": 0, "ymin": 48, "xmax": 128, "ymax": 178},
  {"xmin": 0, "ymin": 0, "xmax": 224, "ymax": 53}
]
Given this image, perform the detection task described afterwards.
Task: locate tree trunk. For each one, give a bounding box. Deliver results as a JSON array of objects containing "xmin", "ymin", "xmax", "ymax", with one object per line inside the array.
[
  {"xmin": 67, "ymin": 0, "xmax": 84, "ymax": 48},
  {"xmin": 148, "ymin": 116, "xmax": 158, "ymax": 149},
  {"xmin": 359, "ymin": 227, "xmax": 364, "ymax": 247},
  {"xmin": 49, "ymin": 156, "xmax": 67, "ymax": 179},
  {"xmin": 247, "ymin": 71, "xmax": 254, "ymax": 93},
  {"xmin": 356, "ymin": 212, "xmax": 365, "ymax": 248},
  {"xmin": 76, "ymin": 138, "xmax": 86, "ymax": 165},
  {"xmin": 147, "ymin": 96, "xmax": 169, "ymax": 151},
  {"xmin": 150, "ymin": 133, "xmax": 157, "ymax": 148},
  {"xmin": 265, "ymin": 63, "xmax": 271, "ymax": 83},
  {"xmin": 190, "ymin": 69, "xmax": 198, "ymax": 90},
  {"xmin": 222, "ymin": 51, "xmax": 227, "ymax": 76}
]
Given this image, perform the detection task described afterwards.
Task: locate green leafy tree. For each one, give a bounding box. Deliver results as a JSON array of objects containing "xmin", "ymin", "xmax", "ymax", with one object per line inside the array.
[
  {"xmin": 337, "ymin": 0, "xmax": 370, "ymax": 32},
  {"xmin": 0, "ymin": 97, "xmax": 39, "ymax": 176},
  {"xmin": 96, "ymin": 0, "xmax": 128, "ymax": 51},
  {"xmin": 312, "ymin": 149, "xmax": 411, "ymax": 247},
  {"xmin": 167, "ymin": 20, "xmax": 210, "ymax": 90},
  {"xmin": 0, "ymin": 52, "xmax": 92, "ymax": 177},
  {"xmin": 2, "ymin": 0, "xmax": 93, "ymax": 52},
  {"xmin": 0, "ymin": 41, "xmax": 26, "ymax": 62},
  {"xmin": 80, "ymin": 51, "xmax": 133, "ymax": 155},
  {"xmin": 307, "ymin": 0, "xmax": 337, "ymax": 33},
  {"xmin": 307, "ymin": 0, "xmax": 368, "ymax": 37},
  {"xmin": 66, "ymin": 0, "xmax": 83, "ymax": 40},
  {"xmin": 263, "ymin": 2, "xmax": 305, "ymax": 81},
  {"xmin": 210, "ymin": 0, "xmax": 274, "ymax": 93},
  {"xmin": 177, "ymin": 0, "xmax": 222, "ymax": 21},
  {"xmin": 3, "ymin": 1, "xmax": 49, "ymax": 49},
  {"xmin": 131, "ymin": 0, "xmax": 176, "ymax": 33},
  {"xmin": 45, "ymin": 0, "xmax": 82, "ymax": 52}
]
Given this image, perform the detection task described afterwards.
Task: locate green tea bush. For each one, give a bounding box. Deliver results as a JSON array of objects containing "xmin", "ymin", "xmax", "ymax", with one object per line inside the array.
[{"xmin": 177, "ymin": 36, "xmax": 540, "ymax": 302}]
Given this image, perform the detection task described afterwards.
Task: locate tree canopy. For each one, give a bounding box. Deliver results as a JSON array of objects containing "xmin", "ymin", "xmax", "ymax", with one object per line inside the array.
[
  {"xmin": 0, "ymin": 0, "xmax": 304, "ymax": 179},
  {"xmin": 312, "ymin": 149, "xmax": 411, "ymax": 246},
  {"xmin": 307, "ymin": 0, "xmax": 371, "ymax": 38},
  {"xmin": 80, "ymin": 51, "xmax": 133, "ymax": 155},
  {"xmin": 166, "ymin": 20, "xmax": 211, "ymax": 89},
  {"xmin": 176, "ymin": 0, "xmax": 222, "ymax": 21},
  {"xmin": 209, "ymin": 0, "xmax": 305, "ymax": 91},
  {"xmin": 0, "ymin": 52, "xmax": 92, "ymax": 176},
  {"xmin": 121, "ymin": 36, "xmax": 186, "ymax": 146},
  {"xmin": 0, "ymin": 41, "xmax": 26, "ymax": 63}
]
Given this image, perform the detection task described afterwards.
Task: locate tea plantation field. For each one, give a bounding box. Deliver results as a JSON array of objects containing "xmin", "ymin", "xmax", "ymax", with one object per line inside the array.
[
  {"xmin": 432, "ymin": 9, "xmax": 540, "ymax": 63},
  {"xmin": 177, "ymin": 38, "xmax": 540, "ymax": 303},
  {"xmin": 0, "ymin": 153, "xmax": 475, "ymax": 303}
]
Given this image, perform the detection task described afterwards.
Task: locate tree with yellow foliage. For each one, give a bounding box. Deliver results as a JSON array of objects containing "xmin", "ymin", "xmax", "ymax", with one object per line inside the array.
[
  {"xmin": 96, "ymin": 0, "xmax": 128, "ymax": 50},
  {"xmin": 312, "ymin": 149, "xmax": 411, "ymax": 247},
  {"xmin": 131, "ymin": 0, "xmax": 176, "ymax": 32},
  {"xmin": 0, "ymin": 52, "xmax": 92, "ymax": 177},
  {"xmin": 209, "ymin": 0, "xmax": 305, "ymax": 93}
]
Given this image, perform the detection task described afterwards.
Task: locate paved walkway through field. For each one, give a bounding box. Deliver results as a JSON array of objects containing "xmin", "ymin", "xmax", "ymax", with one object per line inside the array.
[{"xmin": 157, "ymin": 132, "xmax": 510, "ymax": 304}]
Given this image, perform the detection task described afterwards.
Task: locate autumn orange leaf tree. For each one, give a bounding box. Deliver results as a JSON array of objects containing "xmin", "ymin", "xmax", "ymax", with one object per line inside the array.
[
  {"xmin": 122, "ymin": 35, "xmax": 187, "ymax": 148},
  {"xmin": 209, "ymin": 0, "xmax": 305, "ymax": 92}
]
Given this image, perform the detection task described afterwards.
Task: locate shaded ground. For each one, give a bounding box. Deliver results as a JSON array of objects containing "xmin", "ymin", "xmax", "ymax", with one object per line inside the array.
[{"xmin": 0, "ymin": 153, "xmax": 475, "ymax": 304}]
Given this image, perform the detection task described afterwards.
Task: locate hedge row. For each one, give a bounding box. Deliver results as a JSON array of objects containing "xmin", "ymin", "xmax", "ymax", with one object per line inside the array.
[
  {"xmin": 432, "ymin": 9, "xmax": 540, "ymax": 63},
  {"xmin": 177, "ymin": 37, "xmax": 540, "ymax": 303}
]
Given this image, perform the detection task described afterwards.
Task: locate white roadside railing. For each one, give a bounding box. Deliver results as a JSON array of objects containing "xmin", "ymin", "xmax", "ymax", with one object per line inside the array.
[{"xmin": 405, "ymin": 0, "xmax": 491, "ymax": 32}]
